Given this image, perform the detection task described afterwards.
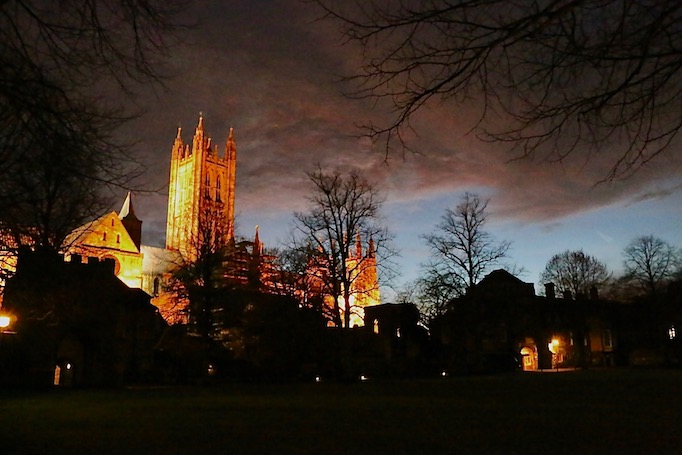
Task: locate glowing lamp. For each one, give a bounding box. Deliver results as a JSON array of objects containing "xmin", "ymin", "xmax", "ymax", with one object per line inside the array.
[
  {"xmin": 548, "ymin": 338, "xmax": 560, "ymax": 354},
  {"xmin": 0, "ymin": 315, "xmax": 10, "ymax": 329}
]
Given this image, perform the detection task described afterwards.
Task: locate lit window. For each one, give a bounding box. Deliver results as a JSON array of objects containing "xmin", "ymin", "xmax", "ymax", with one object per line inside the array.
[
  {"xmin": 669, "ymin": 326, "xmax": 677, "ymax": 340},
  {"xmin": 373, "ymin": 319, "xmax": 379, "ymax": 334},
  {"xmin": 602, "ymin": 329, "xmax": 613, "ymax": 350},
  {"xmin": 396, "ymin": 327, "xmax": 401, "ymax": 338}
]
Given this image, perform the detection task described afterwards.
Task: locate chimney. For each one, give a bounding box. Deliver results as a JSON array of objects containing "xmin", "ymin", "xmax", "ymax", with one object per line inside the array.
[{"xmin": 545, "ymin": 283, "xmax": 556, "ymax": 299}]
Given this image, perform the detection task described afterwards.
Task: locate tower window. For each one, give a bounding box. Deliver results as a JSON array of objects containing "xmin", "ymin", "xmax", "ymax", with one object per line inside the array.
[
  {"xmin": 116, "ymin": 234, "xmax": 120, "ymax": 244},
  {"xmin": 102, "ymin": 232, "xmax": 107, "ymax": 241}
]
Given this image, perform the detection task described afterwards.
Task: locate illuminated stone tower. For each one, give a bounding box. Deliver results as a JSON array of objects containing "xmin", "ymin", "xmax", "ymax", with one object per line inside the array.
[
  {"xmin": 166, "ymin": 114, "xmax": 237, "ymax": 259},
  {"xmin": 347, "ymin": 235, "xmax": 381, "ymax": 326}
]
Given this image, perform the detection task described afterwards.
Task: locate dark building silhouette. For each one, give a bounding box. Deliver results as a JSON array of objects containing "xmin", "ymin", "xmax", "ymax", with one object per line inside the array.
[
  {"xmin": 431, "ymin": 269, "xmax": 621, "ymax": 373},
  {"xmin": 1, "ymin": 248, "xmax": 166, "ymax": 387}
]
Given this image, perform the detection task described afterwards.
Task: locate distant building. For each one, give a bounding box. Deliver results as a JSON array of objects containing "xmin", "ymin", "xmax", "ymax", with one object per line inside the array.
[
  {"xmin": 1, "ymin": 114, "xmax": 382, "ymax": 331},
  {"xmin": 431, "ymin": 269, "xmax": 621, "ymax": 373}
]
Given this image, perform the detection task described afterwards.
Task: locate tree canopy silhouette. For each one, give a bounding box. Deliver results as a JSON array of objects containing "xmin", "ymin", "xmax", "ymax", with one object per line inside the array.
[
  {"xmin": 540, "ymin": 250, "xmax": 610, "ymax": 297},
  {"xmin": 0, "ymin": 0, "xmax": 184, "ymax": 251}
]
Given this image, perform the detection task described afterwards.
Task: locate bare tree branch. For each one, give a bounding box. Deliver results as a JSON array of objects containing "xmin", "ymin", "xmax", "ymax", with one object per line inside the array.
[{"xmin": 316, "ymin": 0, "xmax": 682, "ymax": 179}]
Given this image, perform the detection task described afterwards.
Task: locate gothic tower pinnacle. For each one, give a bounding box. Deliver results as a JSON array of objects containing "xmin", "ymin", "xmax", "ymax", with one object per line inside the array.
[{"xmin": 166, "ymin": 114, "xmax": 237, "ymax": 259}]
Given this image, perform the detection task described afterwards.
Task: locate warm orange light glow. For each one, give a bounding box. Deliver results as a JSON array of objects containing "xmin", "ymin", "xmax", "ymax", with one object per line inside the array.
[
  {"xmin": 548, "ymin": 338, "xmax": 560, "ymax": 354},
  {"xmin": 0, "ymin": 315, "xmax": 10, "ymax": 328}
]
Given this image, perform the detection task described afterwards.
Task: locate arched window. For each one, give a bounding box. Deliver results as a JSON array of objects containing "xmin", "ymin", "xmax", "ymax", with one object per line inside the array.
[
  {"xmin": 102, "ymin": 232, "xmax": 107, "ymax": 241},
  {"xmin": 116, "ymin": 234, "xmax": 120, "ymax": 244}
]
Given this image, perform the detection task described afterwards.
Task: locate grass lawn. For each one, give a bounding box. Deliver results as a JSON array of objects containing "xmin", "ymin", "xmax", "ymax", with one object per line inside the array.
[{"xmin": 1, "ymin": 369, "xmax": 682, "ymax": 454}]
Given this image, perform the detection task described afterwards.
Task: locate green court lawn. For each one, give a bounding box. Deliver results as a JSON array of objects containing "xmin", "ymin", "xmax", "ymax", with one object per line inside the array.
[{"xmin": 1, "ymin": 369, "xmax": 682, "ymax": 454}]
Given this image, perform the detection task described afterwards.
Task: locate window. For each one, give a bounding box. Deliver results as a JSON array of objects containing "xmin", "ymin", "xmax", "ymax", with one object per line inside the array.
[
  {"xmin": 669, "ymin": 326, "xmax": 677, "ymax": 340},
  {"xmin": 602, "ymin": 329, "xmax": 613, "ymax": 351},
  {"xmin": 102, "ymin": 232, "xmax": 107, "ymax": 241},
  {"xmin": 116, "ymin": 234, "xmax": 120, "ymax": 244},
  {"xmin": 153, "ymin": 277, "xmax": 160, "ymax": 296},
  {"xmin": 373, "ymin": 319, "xmax": 379, "ymax": 334}
]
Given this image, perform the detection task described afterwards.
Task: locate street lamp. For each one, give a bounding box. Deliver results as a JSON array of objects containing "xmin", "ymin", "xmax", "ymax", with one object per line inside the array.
[
  {"xmin": 0, "ymin": 315, "xmax": 10, "ymax": 330},
  {"xmin": 548, "ymin": 337, "xmax": 561, "ymax": 370}
]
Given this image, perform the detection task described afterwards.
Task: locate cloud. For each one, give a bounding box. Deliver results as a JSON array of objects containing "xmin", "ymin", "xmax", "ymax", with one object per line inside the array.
[{"xmin": 124, "ymin": 0, "xmax": 682, "ymax": 249}]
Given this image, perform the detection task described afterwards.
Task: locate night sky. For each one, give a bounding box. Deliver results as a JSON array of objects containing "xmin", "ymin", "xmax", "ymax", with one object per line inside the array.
[{"xmin": 122, "ymin": 0, "xmax": 682, "ymax": 297}]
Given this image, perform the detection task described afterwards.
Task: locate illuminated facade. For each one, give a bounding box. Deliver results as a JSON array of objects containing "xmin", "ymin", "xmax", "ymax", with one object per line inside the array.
[
  {"xmin": 166, "ymin": 114, "xmax": 236, "ymax": 260},
  {"xmin": 316, "ymin": 235, "xmax": 382, "ymax": 328},
  {"xmin": 65, "ymin": 192, "xmax": 143, "ymax": 288},
  {"xmin": 344, "ymin": 235, "xmax": 381, "ymax": 327}
]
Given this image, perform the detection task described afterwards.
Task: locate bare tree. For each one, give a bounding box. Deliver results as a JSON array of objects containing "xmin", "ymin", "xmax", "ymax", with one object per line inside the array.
[
  {"xmin": 540, "ymin": 250, "xmax": 610, "ymax": 297},
  {"xmin": 292, "ymin": 167, "xmax": 393, "ymax": 328},
  {"xmin": 422, "ymin": 192, "xmax": 510, "ymax": 293},
  {"xmin": 269, "ymin": 244, "xmax": 332, "ymax": 321},
  {"xmin": 317, "ymin": 0, "xmax": 682, "ymax": 178},
  {"xmin": 0, "ymin": 1, "xmax": 184, "ymax": 254},
  {"xmin": 623, "ymin": 235, "xmax": 680, "ymax": 297},
  {"xmin": 412, "ymin": 271, "xmax": 461, "ymax": 325},
  {"xmin": 170, "ymin": 203, "xmax": 235, "ymax": 340}
]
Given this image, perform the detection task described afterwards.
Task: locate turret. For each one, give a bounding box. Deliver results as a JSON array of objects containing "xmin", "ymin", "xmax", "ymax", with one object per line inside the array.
[{"xmin": 119, "ymin": 191, "xmax": 142, "ymax": 250}]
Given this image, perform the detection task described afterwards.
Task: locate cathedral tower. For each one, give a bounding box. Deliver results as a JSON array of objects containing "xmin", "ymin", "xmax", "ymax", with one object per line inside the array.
[{"xmin": 166, "ymin": 114, "xmax": 237, "ymax": 259}]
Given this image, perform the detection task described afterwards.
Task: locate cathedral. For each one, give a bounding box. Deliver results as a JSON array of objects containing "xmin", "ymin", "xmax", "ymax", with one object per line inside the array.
[{"xmin": 62, "ymin": 114, "xmax": 381, "ymax": 327}]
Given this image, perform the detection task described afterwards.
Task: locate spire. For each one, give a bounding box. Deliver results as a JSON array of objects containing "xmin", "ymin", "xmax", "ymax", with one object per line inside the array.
[
  {"xmin": 196, "ymin": 112, "xmax": 204, "ymax": 133},
  {"xmin": 368, "ymin": 236, "xmax": 375, "ymax": 258},
  {"xmin": 355, "ymin": 233, "xmax": 362, "ymax": 258},
  {"xmin": 119, "ymin": 191, "xmax": 139, "ymax": 221},
  {"xmin": 176, "ymin": 126, "xmax": 182, "ymax": 139},
  {"xmin": 254, "ymin": 225, "xmax": 263, "ymax": 255},
  {"xmin": 226, "ymin": 127, "xmax": 236, "ymax": 159},
  {"xmin": 119, "ymin": 191, "xmax": 142, "ymax": 250}
]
